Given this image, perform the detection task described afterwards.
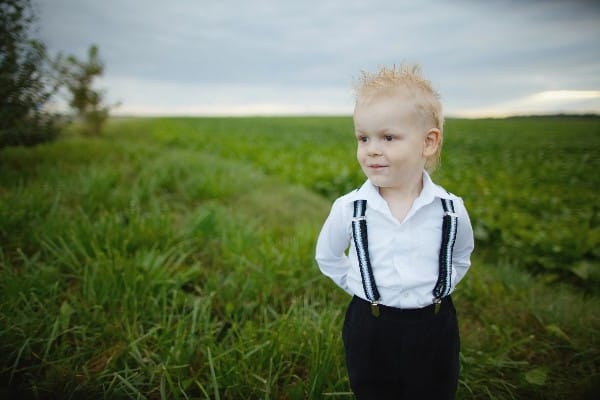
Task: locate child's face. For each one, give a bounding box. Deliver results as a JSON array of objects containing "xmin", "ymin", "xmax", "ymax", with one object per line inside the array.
[{"xmin": 353, "ymin": 91, "xmax": 439, "ymax": 190}]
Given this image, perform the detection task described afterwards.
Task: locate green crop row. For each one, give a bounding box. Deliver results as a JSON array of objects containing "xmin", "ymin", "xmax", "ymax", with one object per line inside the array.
[{"xmin": 133, "ymin": 116, "xmax": 600, "ymax": 288}]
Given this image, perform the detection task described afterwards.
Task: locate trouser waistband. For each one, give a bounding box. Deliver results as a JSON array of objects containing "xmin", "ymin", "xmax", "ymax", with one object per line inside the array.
[{"xmin": 351, "ymin": 295, "xmax": 454, "ymax": 320}]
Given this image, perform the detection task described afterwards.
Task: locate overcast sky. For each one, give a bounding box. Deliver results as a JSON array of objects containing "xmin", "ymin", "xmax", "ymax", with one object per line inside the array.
[{"xmin": 37, "ymin": 0, "xmax": 600, "ymax": 117}]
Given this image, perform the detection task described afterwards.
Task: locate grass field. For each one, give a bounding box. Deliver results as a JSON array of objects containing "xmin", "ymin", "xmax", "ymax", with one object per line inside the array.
[{"xmin": 1, "ymin": 116, "xmax": 599, "ymax": 399}]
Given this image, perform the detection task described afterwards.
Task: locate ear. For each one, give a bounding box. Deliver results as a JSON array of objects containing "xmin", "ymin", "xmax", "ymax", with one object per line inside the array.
[{"xmin": 423, "ymin": 128, "xmax": 441, "ymax": 157}]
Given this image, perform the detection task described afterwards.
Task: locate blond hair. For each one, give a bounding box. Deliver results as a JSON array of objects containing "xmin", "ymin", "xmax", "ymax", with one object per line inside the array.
[{"xmin": 354, "ymin": 64, "xmax": 444, "ymax": 172}]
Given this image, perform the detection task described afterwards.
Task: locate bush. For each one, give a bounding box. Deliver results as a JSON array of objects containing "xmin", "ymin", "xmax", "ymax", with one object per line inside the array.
[{"xmin": 0, "ymin": 0, "xmax": 61, "ymax": 148}]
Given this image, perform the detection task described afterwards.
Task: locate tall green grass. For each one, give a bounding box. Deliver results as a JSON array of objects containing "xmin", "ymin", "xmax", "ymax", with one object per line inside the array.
[{"xmin": 1, "ymin": 116, "xmax": 598, "ymax": 399}]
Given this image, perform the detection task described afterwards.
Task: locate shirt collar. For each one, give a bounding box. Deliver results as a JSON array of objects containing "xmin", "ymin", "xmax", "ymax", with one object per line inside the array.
[
  {"xmin": 350, "ymin": 171, "xmax": 452, "ymax": 213},
  {"xmin": 414, "ymin": 171, "xmax": 453, "ymax": 209}
]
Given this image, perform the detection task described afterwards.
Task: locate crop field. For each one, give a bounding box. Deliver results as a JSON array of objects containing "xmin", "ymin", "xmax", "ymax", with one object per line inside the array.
[{"xmin": 1, "ymin": 116, "xmax": 598, "ymax": 399}]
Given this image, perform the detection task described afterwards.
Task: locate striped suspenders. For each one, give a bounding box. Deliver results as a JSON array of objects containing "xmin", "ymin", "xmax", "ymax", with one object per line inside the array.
[
  {"xmin": 352, "ymin": 200, "xmax": 381, "ymax": 317},
  {"xmin": 433, "ymin": 198, "xmax": 458, "ymax": 305},
  {"xmin": 352, "ymin": 197, "xmax": 458, "ymax": 316}
]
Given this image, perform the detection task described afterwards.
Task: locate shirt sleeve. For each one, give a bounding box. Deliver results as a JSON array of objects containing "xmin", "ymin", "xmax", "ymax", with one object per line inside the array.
[
  {"xmin": 315, "ymin": 198, "xmax": 353, "ymax": 294},
  {"xmin": 452, "ymin": 197, "xmax": 475, "ymax": 286}
]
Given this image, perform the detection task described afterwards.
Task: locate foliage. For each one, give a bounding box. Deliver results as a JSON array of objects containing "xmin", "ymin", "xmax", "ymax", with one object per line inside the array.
[
  {"xmin": 0, "ymin": 116, "xmax": 598, "ymax": 398},
  {"xmin": 138, "ymin": 116, "xmax": 600, "ymax": 288},
  {"xmin": 436, "ymin": 117, "xmax": 600, "ymax": 289},
  {"xmin": 54, "ymin": 45, "xmax": 113, "ymax": 136},
  {"xmin": 0, "ymin": 0, "xmax": 61, "ymax": 148}
]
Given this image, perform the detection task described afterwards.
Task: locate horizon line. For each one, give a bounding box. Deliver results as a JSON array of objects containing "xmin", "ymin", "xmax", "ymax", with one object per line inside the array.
[{"xmin": 107, "ymin": 111, "xmax": 600, "ymax": 119}]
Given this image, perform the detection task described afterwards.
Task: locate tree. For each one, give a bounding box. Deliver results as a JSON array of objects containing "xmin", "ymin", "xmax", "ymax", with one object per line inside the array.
[
  {"xmin": 0, "ymin": 0, "xmax": 61, "ymax": 148},
  {"xmin": 55, "ymin": 45, "xmax": 114, "ymax": 136}
]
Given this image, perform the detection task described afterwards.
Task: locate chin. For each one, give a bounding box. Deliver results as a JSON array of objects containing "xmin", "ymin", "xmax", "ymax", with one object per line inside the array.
[{"xmin": 368, "ymin": 177, "xmax": 390, "ymax": 187}]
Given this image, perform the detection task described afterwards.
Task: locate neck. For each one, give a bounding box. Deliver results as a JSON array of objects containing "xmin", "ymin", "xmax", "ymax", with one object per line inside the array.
[
  {"xmin": 378, "ymin": 173, "xmax": 424, "ymax": 203},
  {"xmin": 377, "ymin": 174, "xmax": 424, "ymax": 223}
]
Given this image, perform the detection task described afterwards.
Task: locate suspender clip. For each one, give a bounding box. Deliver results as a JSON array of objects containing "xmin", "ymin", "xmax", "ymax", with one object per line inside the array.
[
  {"xmin": 444, "ymin": 211, "xmax": 458, "ymax": 217},
  {"xmin": 352, "ymin": 216, "xmax": 367, "ymax": 222},
  {"xmin": 370, "ymin": 301, "xmax": 380, "ymax": 318},
  {"xmin": 433, "ymin": 297, "xmax": 442, "ymax": 315}
]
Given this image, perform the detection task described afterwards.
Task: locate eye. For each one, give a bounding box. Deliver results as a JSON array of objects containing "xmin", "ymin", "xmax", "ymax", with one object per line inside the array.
[
  {"xmin": 384, "ymin": 135, "xmax": 394, "ymax": 142},
  {"xmin": 357, "ymin": 136, "xmax": 368, "ymax": 143}
]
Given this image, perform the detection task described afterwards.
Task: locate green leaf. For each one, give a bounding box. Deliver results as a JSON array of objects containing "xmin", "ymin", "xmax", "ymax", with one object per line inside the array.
[
  {"xmin": 59, "ymin": 300, "xmax": 74, "ymax": 331},
  {"xmin": 545, "ymin": 324, "xmax": 572, "ymax": 344},
  {"xmin": 524, "ymin": 367, "xmax": 548, "ymax": 386},
  {"xmin": 570, "ymin": 261, "xmax": 592, "ymax": 281}
]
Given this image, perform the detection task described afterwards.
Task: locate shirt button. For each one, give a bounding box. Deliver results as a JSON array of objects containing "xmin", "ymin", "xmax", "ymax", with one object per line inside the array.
[{"xmin": 404, "ymin": 293, "xmax": 410, "ymax": 298}]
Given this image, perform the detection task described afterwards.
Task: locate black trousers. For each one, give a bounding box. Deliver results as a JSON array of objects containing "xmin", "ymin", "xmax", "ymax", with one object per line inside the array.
[{"xmin": 342, "ymin": 295, "xmax": 460, "ymax": 400}]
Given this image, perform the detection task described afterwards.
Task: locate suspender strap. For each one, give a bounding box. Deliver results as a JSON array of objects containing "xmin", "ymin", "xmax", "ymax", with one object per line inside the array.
[
  {"xmin": 352, "ymin": 200, "xmax": 381, "ymax": 305},
  {"xmin": 433, "ymin": 198, "xmax": 458, "ymax": 301}
]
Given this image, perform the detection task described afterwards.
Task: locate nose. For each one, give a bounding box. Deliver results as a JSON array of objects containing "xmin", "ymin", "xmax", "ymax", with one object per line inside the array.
[{"xmin": 367, "ymin": 140, "xmax": 382, "ymax": 156}]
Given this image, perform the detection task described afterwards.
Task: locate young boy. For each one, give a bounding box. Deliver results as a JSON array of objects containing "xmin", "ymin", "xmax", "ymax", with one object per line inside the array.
[{"xmin": 315, "ymin": 64, "xmax": 474, "ymax": 399}]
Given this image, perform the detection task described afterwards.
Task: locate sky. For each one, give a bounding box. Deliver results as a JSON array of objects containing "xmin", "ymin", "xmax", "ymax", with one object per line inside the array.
[{"xmin": 37, "ymin": 0, "xmax": 600, "ymax": 117}]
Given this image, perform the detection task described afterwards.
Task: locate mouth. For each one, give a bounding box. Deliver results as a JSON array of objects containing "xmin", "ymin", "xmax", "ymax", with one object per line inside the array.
[{"xmin": 367, "ymin": 164, "xmax": 388, "ymax": 169}]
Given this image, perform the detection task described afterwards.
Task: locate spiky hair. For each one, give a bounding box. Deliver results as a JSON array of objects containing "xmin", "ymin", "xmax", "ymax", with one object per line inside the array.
[{"xmin": 354, "ymin": 63, "xmax": 444, "ymax": 172}]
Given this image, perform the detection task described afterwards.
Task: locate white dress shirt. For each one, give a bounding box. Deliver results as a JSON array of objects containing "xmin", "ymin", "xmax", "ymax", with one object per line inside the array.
[{"xmin": 315, "ymin": 172, "xmax": 474, "ymax": 309}]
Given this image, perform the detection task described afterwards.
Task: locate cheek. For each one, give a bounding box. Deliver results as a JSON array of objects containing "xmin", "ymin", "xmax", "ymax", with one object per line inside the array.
[
  {"xmin": 357, "ymin": 149, "xmax": 370, "ymax": 165},
  {"xmin": 356, "ymin": 146, "xmax": 364, "ymax": 161}
]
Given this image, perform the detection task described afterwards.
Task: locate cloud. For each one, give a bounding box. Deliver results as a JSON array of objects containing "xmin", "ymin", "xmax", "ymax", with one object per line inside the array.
[
  {"xmin": 102, "ymin": 77, "xmax": 353, "ymax": 116},
  {"xmin": 452, "ymin": 90, "xmax": 600, "ymax": 117},
  {"xmin": 37, "ymin": 0, "xmax": 600, "ymax": 116}
]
